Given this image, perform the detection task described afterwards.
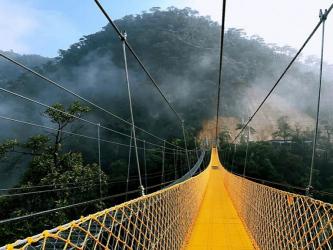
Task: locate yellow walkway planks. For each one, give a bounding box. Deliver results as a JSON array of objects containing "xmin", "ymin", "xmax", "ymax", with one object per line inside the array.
[{"xmin": 185, "ymin": 148, "xmax": 254, "ymax": 249}]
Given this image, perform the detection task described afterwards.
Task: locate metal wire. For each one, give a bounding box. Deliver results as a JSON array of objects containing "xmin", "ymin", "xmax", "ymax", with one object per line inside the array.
[
  {"xmin": 161, "ymin": 140, "xmax": 166, "ymax": 188},
  {"xmin": 143, "ymin": 140, "xmax": 148, "ymax": 189},
  {"xmin": 125, "ymin": 129, "xmax": 133, "ymax": 201},
  {"xmin": 233, "ymin": 173, "xmax": 306, "ymax": 192},
  {"xmin": 0, "ymin": 53, "xmax": 184, "ymax": 151},
  {"xmin": 4, "ymin": 165, "xmax": 210, "ymax": 249},
  {"xmin": 0, "ymin": 166, "xmax": 191, "ymax": 196},
  {"xmin": 223, "ymin": 168, "xmax": 333, "ymax": 249},
  {"xmin": 97, "ymin": 123, "xmax": 102, "ymax": 197},
  {"xmin": 215, "ymin": 0, "xmax": 227, "ymax": 145},
  {"xmin": 0, "ymin": 97, "xmax": 186, "ymax": 153},
  {"xmin": 181, "ymin": 121, "xmax": 190, "ymax": 171},
  {"xmin": 0, "ymin": 169, "xmax": 184, "ymax": 198},
  {"xmin": 0, "ymin": 114, "xmax": 181, "ymax": 154},
  {"xmin": 243, "ymin": 128, "xmax": 250, "ymax": 176},
  {"xmin": 308, "ymin": 9, "xmax": 327, "ymax": 192},
  {"xmin": 93, "ymin": 0, "xmax": 183, "ymax": 123},
  {"xmin": 0, "ymin": 162, "xmax": 200, "ymax": 225},
  {"xmin": 231, "ymin": 143, "xmax": 237, "ymax": 172},
  {"xmin": 121, "ymin": 33, "xmax": 144, "ymax": 195},
  {"xmin": 0, "ymin": 189, "xmax": 139, "ymax": 225}
]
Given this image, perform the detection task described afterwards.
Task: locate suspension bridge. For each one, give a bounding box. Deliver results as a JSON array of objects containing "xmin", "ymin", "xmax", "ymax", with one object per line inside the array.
[{"xmin": 1, "ymin": 0, "xmax": 333, "ymax": 249}]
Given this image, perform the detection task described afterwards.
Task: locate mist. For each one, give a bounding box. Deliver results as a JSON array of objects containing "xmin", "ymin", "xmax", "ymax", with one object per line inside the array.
[{"xmin": 1, "ymin": 7, "xmax": 333, "ymax": 187}]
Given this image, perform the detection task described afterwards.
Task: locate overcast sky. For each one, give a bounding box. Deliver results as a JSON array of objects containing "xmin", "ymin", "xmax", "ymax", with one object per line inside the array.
[{"xmin": 0, "ymin": 0, "xmax": 332, "ymax": 62}]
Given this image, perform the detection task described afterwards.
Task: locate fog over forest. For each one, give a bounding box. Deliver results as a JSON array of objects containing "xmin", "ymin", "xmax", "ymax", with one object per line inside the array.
[{"xmin": 1, "ymin": 7, "xmax": 332, "ymax": 186}]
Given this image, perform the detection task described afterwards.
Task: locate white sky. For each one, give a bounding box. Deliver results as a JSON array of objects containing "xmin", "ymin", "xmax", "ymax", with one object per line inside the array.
[
  {"xmin": 0, "ymin": 0, "xmax": 332, "ymax": 62},
  {"xmin": 175, "ymin": 0, "xmax": 333, "ymax": 63}
]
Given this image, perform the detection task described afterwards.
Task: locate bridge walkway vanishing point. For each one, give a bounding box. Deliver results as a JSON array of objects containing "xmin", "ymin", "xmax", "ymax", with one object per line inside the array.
[{"xmin": 185, "ymin": 148, "xmax": 254, "ymax": 249}]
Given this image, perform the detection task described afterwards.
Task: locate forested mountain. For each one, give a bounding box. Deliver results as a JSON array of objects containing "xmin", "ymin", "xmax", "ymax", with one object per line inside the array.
[
  {"xmin": 2, "ymin": 8, "xmax": 331, "ymax": 142},
  {"xmin": 1, "ymin": 7, "xmax": 333, "ymax": 244},
  {"xmin": 0, "ymin": 50, "xmax": 50, "ymax": 84}
]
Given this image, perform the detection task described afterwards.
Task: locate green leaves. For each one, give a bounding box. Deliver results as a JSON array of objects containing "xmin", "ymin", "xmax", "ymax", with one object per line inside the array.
[
  {"xmin": 44, "ymin": 101, "xmax": 90, "ymax": 127},
  {"xmin": 0, "ymin": 139, "xmax": 18, "ymax": 159},
  {"xmin": 24, "ymin": 135, "xmax": 50, "ymax": 154}
]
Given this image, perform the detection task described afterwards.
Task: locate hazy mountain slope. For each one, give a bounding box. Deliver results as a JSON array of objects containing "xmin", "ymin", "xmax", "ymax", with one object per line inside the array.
[
  {"xmin": 0, "ymin": 7, "xmax": 329, "ymax": 186},
  {"xmin": 0, "ymin": 50, "xmax": 51, "ymax": 83}
]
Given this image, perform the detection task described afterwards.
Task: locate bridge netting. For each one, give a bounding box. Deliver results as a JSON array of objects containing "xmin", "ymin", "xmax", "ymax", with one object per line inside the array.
[
  {"xmin": 5, "ymin": 163, "xmax": 209, "ymax": 249},
  {"xmin": 224, "ymin": 169, "xmax": 333, "ymax": 249},
  {"xmin": 4, "ymin": 148, "xmax": 333, "ymax": 249}
]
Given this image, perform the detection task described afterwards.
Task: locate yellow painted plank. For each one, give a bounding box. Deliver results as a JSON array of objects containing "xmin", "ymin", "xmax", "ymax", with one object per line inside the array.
[{"xmin": 185, "ymin": 148, "xmax": 254, "ymax": 250}]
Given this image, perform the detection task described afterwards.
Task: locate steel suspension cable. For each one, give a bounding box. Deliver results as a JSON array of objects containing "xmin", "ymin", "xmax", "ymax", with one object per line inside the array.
[
  {"xmin": 243, "ymin": 127, "xmax": 250, "ymax": 176},
  {"xmin": 93, "ymin": 0, "xmax": 182, "ymax": 123},
  {"xmin": 0, "ymin": 88, "xmax": 185, "ymax": 152},
  {"xmin": 0, "ymin": 171, "xmax": 186, "ymax": 225},
  {"xmin": 0, "ymin": 87, "xmax": 127, "ymax": 136},
  {"xmin": 233, "ymin": 173, "xmax": 306, "ymax": 192},
  {"xmin": 0, "ymin": 114, "xmax": 177, "ymax": 154},
  {"xmin": 161, "ymin": 140, "xmax": 166, "ymax": 188},
  {"xmin": 93, "ymin": 0, "xmax": 192, "ymax": 167},
  {"xmin": 125, "ymin": 129, "xmax": 133, "ymax": 201},
  {"xmin": 1, "ymin": 183, "xmax": 102, "ymax": 198},
  {"xmin": 194, "ymin": 137, "xmax": 199, "ymax": 161},
  {"xmin": 0, "ymin": 167, "xmax": 188, "ymax": 194},
  {"xmin": 231, "ymin": 3, "xmax": 333, "ymax": 144},
  {"xmin": 143, "ymin": 140, "xmax": 148, "ymax": 189},
  {"xmin": 0, "ymin": 189, "xmax": 140, "ymax": 225},
  {"xmin": 215, "ymin": 0, "xmax": 227, "ymax": 146},
  {"xmin": 231, "ymin": 143, "xmax": 237, "ymax": 172},
  {"xmin": 0, "ymin": 53, "xmax": 183, "ymax": 151},
  {"xmin": 181, "ymin": 121, "xmax": 190, "ymax": 171},
  {"xmin": 0, "ymin": 169, "xmax": 188, "ymax": 204},
  {"xmin": 97, "ymin": 123, "xmax": 102, "ymax": 197},
  {"xmin": 173, "ymin": 148, "xmax": 177, "ymax": 179},
  {"xmin": 121, "ymin": 33, "xmax": 144, "ymax": 196},
  {"xmin": 0, "ymin": 53, "xmax": 129, "ymax": 124},
  {"xmin": 308, "ymin": 9, "xmax": 327, "ymax": 194}
]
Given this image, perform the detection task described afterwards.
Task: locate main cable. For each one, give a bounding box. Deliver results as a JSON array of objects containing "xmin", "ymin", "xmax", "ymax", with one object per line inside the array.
[
  {"xmin": 94, "ymin": 0, "xmax": 183, "ymax": 123},
  {"xmin": 93, "ymin": 0, "xmax": 192, "ymax": 170},
  {"xmin": 215, "ymin": 0, "xmax": 227, "ymax": 146}
]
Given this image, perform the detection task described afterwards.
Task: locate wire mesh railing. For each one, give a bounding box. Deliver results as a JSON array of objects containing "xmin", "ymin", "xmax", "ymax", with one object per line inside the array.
[
  {"xmin": 3, "ymin": 165, "xmax": 210, "ymax": 249},
  {"xmin": 223, "ymin": 168, "xmax": 333, "ymax": 249}
]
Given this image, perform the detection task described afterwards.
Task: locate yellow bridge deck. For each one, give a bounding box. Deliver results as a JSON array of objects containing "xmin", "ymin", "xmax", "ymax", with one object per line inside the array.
[{"xmin": 185, "ymin": 148, "xmax": 254, "ymax": 249}]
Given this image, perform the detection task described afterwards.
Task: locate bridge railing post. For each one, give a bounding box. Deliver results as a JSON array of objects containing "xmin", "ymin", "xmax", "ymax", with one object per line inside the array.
[
  {"xmin": 97, "ymin": 123, "xmax": 102, "ymax": 198},
  {"xmin": 125, "ymin": 129, "xmax": 133, "ymax": 201},
  {"xmin": 181, "ymin": 120, "xmax": 191, "ymax": 171},
  {"xmin": 161, "ymin": 140, "xmax": 166, "ymax": 188},
  {"xmin": 143, "ymin": 140, "xmax": 147, "ymax": 189},
  {"xmin": 243, "ymin": 126, "xmax": 250, "ymax": 177},
  {"xmin": 307, "ymin": 9, "xmax": 327, "ymax": 196}
]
